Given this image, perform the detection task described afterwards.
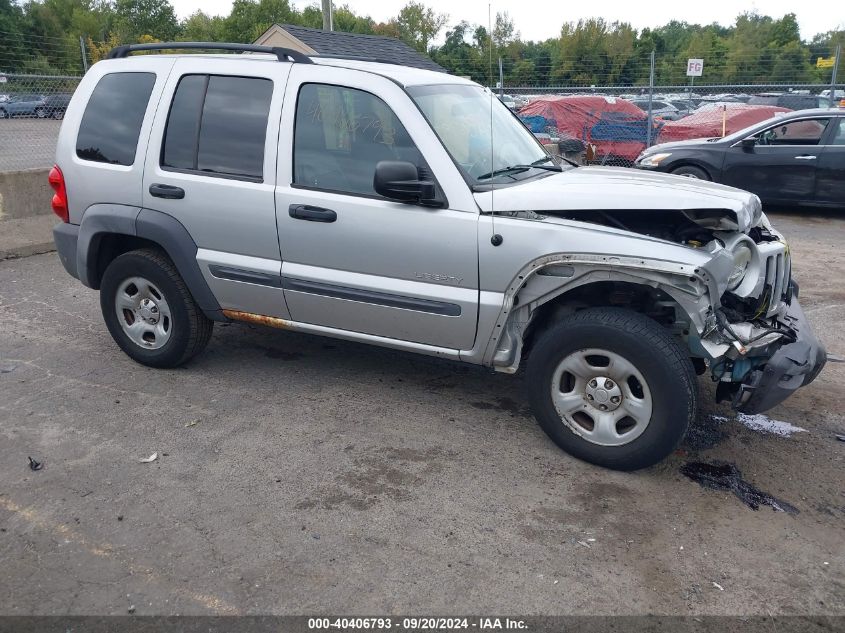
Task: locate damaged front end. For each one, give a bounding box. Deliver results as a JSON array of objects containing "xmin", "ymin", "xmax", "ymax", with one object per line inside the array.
[{"xmin": 691, "ymin": 221, "xmax": 826, "ymax": 413}]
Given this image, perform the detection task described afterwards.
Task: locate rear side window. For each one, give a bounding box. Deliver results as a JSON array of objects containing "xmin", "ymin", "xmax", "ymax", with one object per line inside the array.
[
  {"xmin": 162, "ymin": 74, "xmax": 273, "ymax": 181},
  {"xmin": 76, "ymin": 72, "xmax": 156, "ymax": 165}
]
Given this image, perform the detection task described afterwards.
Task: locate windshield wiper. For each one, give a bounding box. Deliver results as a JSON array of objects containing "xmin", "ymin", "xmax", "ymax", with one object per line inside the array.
[
  {"xmin": 477, "ymin": 158, "xmax": 563, "ymax": 181},
  {"xmin": 530, "ymin": 157, "xmax": 561, "ymax": 168}
]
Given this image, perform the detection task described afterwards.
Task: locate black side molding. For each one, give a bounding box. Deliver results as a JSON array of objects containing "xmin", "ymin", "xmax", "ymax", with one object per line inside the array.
[
  {"xmin": 281, "ymin": 277, "xmax": 461, "ymax": 317},
  {"xmin": 209, "ymin": 265, "xmax": 281, "ymax": 288}
]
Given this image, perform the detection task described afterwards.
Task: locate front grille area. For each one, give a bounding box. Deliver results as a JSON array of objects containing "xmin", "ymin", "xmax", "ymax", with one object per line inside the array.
[{"xmin": 757, "ymin": 241, "xmax": 789, "ymax": 317}]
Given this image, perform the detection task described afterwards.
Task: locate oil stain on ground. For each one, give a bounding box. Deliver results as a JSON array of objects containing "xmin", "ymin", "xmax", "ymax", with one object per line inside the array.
[
  {"xmin": 680, "ymin": 461, "xmax": 799, "ymax": 514},
  {"xmin": 471, "ymin": 397, "xmax": 532, "ymax": 418}
]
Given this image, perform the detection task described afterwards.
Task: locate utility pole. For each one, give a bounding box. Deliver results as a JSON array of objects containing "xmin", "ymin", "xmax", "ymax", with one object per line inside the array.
[
  {"xmin": 646, "ymin": 50, "xmax": 655, "ymax": 147},
  {"xmin": 79, "ymin": 36, "xmax": 89, "ymax": 73},
  {"xmin": 321, "ymin": 0, "xmax": 333, "ymax": 31},
  {"xmin": 831, "ymin": 44, "xmax": 841, "ymax": 103},
  {"xmin": 498, "ymin": 57, "xmax": 503, "ymax": 97}
]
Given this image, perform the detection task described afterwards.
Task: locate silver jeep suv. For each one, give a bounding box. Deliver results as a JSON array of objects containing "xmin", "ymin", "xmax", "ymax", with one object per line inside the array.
[{"xmin": 51, "ymin": 43, "xmax": 826, "ymax": 470}]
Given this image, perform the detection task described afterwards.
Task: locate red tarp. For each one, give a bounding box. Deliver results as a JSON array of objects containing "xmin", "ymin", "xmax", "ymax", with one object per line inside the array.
[
  {"xmin": 518, "ymin": 96, "xmax": 652, "ymax": 161},
  {"xmin": 657, "ymin": 104, "xmax": 790, "ymax": 143}
]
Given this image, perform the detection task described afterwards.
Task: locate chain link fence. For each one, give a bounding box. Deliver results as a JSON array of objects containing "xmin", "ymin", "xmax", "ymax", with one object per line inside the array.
[
  {"xmin": 509, "ymin": 82, "xmax": 841, "ymax": 167},
  {"xmin": 0, "ymin": 73, "xmax": 82, "ymax": 172},
  {"xmin": 0, "ymin": 46, "xmax": 841, "ymax": 173},
  {"xmin": 501, "ymin": 48, "xmax": 843, "ymax": 167}
]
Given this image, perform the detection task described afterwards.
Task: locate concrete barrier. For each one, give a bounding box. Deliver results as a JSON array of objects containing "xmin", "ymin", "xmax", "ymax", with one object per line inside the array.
[
  {"xmin": 0, "ymin": 168, "xmax": 56, "ymax": 259},
  {"xmin": 0, "ymin": 168, "xmax": 52, "ymax": 221}
]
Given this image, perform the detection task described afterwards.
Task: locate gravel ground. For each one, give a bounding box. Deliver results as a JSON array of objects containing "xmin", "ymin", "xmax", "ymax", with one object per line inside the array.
[{"xmin": 0, "ymin": 210, "xmax": 842, "ymax": 616}]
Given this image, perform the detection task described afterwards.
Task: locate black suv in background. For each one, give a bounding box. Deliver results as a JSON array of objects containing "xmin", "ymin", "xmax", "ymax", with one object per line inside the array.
[{"xmin": 748, "ymin": 92, "xmax": 830, "ymax": 111}]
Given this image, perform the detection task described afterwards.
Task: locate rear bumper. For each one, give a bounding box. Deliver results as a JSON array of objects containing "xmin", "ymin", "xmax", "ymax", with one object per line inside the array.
[
  {"xmin": 735, "ymin": 298, "xmax": 826, "ymax": 414},
  {"xmin": 53, "ymin": 222, "xmax": 79, "ymax": 280}
]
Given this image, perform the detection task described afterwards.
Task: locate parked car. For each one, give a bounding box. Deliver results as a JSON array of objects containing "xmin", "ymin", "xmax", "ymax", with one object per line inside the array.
[
  {"xmin": 499, "ymin": 94, "xmax": 517, "ymax": 110},
  {"xmin": 51, "ymin": 42, "xmax": 825, "ymax": 471},
  {"xmin": 519, "ymin": 95, "xmax": 660, "ymax": 165},
  {"xmin": 629, "ymin": 98, "xmax": 682, "ymax": 120},
  {"xmin": 657, "ymin": 104, "xmax": 789, "ymax": 144},
  {"xmin": 747, "ymin": 92, "xmax": 830, "ymax": 111},
  {"xmin": 635, "ymin": 108, "xmax": 845, "ymax": 208},
  {"xmin": 668, "ymin": 100, "xmax": 697, "ymax": 117},
  {"xmin": 43, "ymin": 93, "xmax": 73, "ymax": 119},
  {"xmin": 513, "ymin": 95, "xmax": 529, "ymax": 109},
  {"xmin": 0, "ymin": 93, "xmax": 48, "ymax": 118}
]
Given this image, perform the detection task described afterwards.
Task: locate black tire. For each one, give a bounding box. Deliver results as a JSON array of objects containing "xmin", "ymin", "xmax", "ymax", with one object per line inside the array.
[
  {"xmin": 52, "ymin": 109, "xmax": 64, "ymax": 120},
  {"xmin": 35, "ymin": 107, "xmax": 47, "ymax": 119},
  {"xmin": 0, "ymin": 109, "xmax": 7, "ymax": 119},
  {"xmin": 526, "ymin": 307, "xmax": 698, "ymax": 471},
  {"xmin": 100, "ymin": 249, "xmax": 213, "ymax": 368},
  {"xmin": 671, "ymin": 165, "xmax": 709, "ymax": 180}
]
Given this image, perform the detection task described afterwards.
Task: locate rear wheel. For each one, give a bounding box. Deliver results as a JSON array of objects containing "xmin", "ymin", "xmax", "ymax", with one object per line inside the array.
[
  {"xmin": 671, "ymin": 165, "xmax": 709, "ymax": 180},
  {"xmin": 0, "ymin": 109, "xmax": 8, "ymax": 119},
  {"xmin": 100, "ymin": 249, "xmax": 213, "ymax": 368},
  {"xmin": 526, "ymin": 307, "xmax": 698, "ymax": 471},
  {"xmin": 52, "ymin": 109, "xmax": 64, "ymax": 120}
]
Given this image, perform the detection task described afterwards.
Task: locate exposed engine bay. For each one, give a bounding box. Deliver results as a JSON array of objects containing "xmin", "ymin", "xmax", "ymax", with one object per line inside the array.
[{"xmin": 493, "ymin": 205, "xmax": 825, "ymax": 414}]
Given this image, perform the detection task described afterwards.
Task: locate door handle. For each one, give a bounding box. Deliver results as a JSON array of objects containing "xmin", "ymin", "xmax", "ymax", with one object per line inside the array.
[
  {"xmin": 149, "ymin": 183, "xmax": 185, "ymax": 199},
  {"xmin": 794, "ymin": 155, "xmax": 817, "ymax": 160},
  {"xmin": 288, "ymin": 204, "xmax": 337, "ymax": 223}
]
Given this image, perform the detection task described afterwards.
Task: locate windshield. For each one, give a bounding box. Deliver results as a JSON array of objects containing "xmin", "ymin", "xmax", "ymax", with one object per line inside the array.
[{"xmin": 407, "ymin": 84, "xmax": 552, "ymax": 185}]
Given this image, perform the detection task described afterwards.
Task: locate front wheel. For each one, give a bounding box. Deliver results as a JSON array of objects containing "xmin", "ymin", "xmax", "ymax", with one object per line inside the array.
[
  {"xmin": 671, "ymin": 165, "xmax": 709, "ymax": 180},
  {"xmin": 100, "ymin": 249, "xmax": 213, "ymax": 368},
  {"xmin": 0, "ymin": 109, "xmax": 8, "ymax": 119},
  {"xmin": 35, "ymin": 107, "xmax": 47, "ymax": 118},
  {"xmin": 526, "ymin": 307, "xmax": 698, "ymax": 470}
]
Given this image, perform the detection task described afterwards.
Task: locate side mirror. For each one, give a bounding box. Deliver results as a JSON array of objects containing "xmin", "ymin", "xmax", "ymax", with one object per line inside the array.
[
  {"xmin": 741, "ymin": 137, "xmax": 757, "ymax": 150},
  {"xmin": 373, "ymin": 161, "xmax": 438, "ymax": 205}
]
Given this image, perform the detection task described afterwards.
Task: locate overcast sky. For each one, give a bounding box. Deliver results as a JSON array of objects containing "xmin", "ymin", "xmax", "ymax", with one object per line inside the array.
[{"xmin": 169, "ymin": 0, "xmax": 842, "ymax": 41}]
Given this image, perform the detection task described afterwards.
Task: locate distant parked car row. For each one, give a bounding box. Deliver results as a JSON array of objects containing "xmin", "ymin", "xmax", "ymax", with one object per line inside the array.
[
  {"xmin": 624, "ymin": 92, "xmax": 833, "ymax": 121},
  {"xmin": 0, "ymin": 93, "xmax": 71, "ymax": 119}
]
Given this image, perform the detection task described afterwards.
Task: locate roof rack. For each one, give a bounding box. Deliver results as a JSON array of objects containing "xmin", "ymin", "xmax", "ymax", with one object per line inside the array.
[{"xmin": 106, "ymin": 42, "xmax": 313, "ymax": 64}]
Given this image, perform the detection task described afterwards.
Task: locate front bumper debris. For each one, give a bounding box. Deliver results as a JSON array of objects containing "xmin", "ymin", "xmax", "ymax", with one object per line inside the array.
[{"xmin": 734, "ymin": 298, "xmax": 826, "ymax": 414}]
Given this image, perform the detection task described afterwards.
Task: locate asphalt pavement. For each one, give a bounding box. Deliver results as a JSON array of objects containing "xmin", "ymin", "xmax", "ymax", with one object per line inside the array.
[{"xmin": 0, "ymin": 210, "xmax": 843, "ymax": 616}]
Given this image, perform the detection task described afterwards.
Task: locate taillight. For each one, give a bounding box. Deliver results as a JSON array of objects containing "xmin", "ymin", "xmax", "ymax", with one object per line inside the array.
[{"xmin": 48, "ymin": 164, "xmax": 69, "ymax": 222}]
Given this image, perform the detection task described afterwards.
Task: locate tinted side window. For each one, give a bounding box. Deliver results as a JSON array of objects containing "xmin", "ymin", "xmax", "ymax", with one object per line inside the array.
[
  {"xmin": 293, "ymin": 83, "xmax": 423, "ymax": 197},
  {"xmin": 161, "ymin": 75, "xmax": 273, "ymax": 180},
  {"xmin": 161, "ymin": 75, "xmax": 205, "ymax": 171},
  {"xmin": 76, "ymin": 72, "xmax": 156, "ymax": 165},
  {"xmin": 758, "ymin": 119, "xmax": 829, "ymax": 145},
  {"xmin": 831, "ymin": 119, "xmax": 845, "ymax": 146}
]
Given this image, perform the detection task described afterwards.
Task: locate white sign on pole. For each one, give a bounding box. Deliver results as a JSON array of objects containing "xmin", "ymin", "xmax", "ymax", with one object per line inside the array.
[
  {"xmin": 686, "ymin": 59, "xmax": 704, "ymax": 77},
  {"xmin": 0, "ymin": 75, "xmax": 7, "ymax": 83}
]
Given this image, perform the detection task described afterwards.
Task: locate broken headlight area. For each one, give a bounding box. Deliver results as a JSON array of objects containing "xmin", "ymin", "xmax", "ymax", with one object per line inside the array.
[{"xmin": 692, "ymin": 294, "xmax": 826, "ymax": 413}]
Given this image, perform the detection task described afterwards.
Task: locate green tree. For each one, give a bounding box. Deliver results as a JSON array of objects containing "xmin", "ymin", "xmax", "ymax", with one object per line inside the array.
[
  {"xmin": 1, "ymin": 0, "xmax": 29, "ymax": 71},
  {"xmin": 394, "ymin": 1, "xmax": 447, "ymax": 53},
  {"xmin": 223, "ymin": 0, "xmax": 295, "ymax": 42},
  {"xmin": 114, "ymin": 0, "xmax": 179, "ymax": 41},
  {"xmin": 181, "ymin": 10, "xmax": 225, "ymax": 41},
  {"xmin": 332, "ymin": 5, "xmax": 375, "ymax": 34}
]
